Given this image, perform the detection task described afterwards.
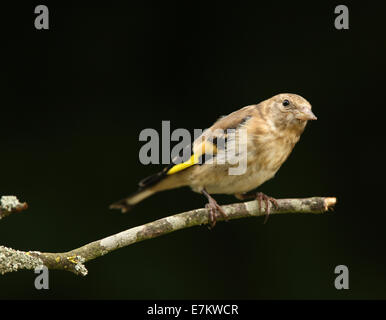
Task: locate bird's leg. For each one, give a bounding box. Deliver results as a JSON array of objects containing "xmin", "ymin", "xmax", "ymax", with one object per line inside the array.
[
  {"xmin": 235, "ymin": 191, "xmax": 278, "ymax": 224},
  {"xmin": 201, "ymin": 189, "xmax": 227, "ymax": 228}
]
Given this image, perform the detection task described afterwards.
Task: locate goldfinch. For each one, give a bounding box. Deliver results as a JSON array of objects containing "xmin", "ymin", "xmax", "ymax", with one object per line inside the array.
[{"xmin": 110, "ymin": 93, "xmax": 317, "ymax": 227}]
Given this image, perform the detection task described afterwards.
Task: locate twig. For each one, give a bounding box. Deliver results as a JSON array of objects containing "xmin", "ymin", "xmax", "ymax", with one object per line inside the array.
[
  {"xmin": 0, "ymin": 196, "xmax": 28, "ymax": 220},
  {"xmin": 0, "ymin": 196, "xmax": 336, "ymax": 276}
]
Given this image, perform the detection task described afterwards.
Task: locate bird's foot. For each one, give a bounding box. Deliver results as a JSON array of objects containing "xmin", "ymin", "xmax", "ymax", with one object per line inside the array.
[
  {"xmin": 235, "ymin": 191, "xmax": 278, "ymax": 224},
  {"xmin": 202, "ymin": 189, "xmax": 227, "ymax": 229},
  {"xmin": 255, "ymin": 192, "xmax": 278, "ymax": 224},
  {"xmin": 205, "ymin": 199, "xmax": 227, "ymax": 229}
]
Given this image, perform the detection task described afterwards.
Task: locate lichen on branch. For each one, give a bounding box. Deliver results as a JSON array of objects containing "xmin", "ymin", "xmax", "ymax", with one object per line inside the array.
[{"xmin": 0, "ymin": 196, "xmax": 28, "ymax": 220}]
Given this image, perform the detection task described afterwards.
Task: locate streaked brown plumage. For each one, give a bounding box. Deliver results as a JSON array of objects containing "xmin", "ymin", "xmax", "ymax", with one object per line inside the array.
[{"xmin": 110, "ymin": 93, "xmax": 317, "ymax": 227}]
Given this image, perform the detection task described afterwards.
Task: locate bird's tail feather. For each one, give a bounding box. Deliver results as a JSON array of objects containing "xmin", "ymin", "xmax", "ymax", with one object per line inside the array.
[
  {"xmin": 109, "ymin": 168, "xmax": 171, "ymax": 213},
  {"xmin": 109, "ymin": 187, "xmax": 155, "ymax": 213},
  {"xmin": 110, "ymin": 160, "xmax": 192, "ymax": 213}
]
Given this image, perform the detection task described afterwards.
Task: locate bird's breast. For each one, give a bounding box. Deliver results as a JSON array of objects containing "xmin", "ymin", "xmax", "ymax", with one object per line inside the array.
[{"xmin": 254, "ymin": 136, "xmax": 297, "ymax": 173}]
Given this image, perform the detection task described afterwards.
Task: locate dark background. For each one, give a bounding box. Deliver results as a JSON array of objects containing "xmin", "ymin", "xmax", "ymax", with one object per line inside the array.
[{"xmin": 1, "ymin": 1, "xmax": 385, "ymax": 299}]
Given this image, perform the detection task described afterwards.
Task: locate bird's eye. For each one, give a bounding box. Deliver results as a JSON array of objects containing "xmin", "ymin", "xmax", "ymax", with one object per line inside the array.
[{"xmin": 282, "ymin": 99, "xmax": 290, "ymax": 107}]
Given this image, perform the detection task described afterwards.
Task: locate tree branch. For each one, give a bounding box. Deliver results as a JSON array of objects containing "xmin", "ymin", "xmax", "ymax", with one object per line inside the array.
[
  {"xmin": 0, "ymin": 196, "xmax": 336, "ymax": 276},
  {"xmin": 0, "ymin": 196, "xmax": 28, "ymax": 220}
]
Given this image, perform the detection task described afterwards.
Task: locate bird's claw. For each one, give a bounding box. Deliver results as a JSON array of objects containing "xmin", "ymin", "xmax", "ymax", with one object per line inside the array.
[
  {"xmin": 255, "ymin": 192, "xmax": 278, "ymax": 224},
  {"xmin": 205, "ymin": 198, "xmax": 227, "ymax": 229},
  {"xmin": 201, "ymin": 188, "xmax": 227, "ymax": 229}
]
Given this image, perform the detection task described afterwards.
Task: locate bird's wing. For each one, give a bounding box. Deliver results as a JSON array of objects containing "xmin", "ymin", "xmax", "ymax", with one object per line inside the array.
[{"xmin": 166, "ymin": 105, "xmax": 256, "ymax": 176}]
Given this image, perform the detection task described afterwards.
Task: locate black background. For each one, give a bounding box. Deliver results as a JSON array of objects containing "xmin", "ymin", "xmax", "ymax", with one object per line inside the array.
[{"xmin": 1, "ymin": 1, "xmax": 385, "ymax": 299}]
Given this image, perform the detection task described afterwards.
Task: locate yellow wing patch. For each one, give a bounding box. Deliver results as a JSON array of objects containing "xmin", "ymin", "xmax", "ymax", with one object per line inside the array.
[
  {"xmin": 166, "ymin": 139, "xmax": 218, "ymax": 175},
  {"xmin": 167, "ymin": 154, "xmax": 199, "ymax": 175}
]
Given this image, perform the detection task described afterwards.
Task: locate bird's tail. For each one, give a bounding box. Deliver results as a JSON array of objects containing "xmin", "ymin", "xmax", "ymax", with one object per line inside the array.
[
  {"xmin": 109, "ymin": 167, "xmax": 187, "ymax": 213},
  {"xmin": 109, "ymin": 187, "xmax": 155, "ymax": 213}
]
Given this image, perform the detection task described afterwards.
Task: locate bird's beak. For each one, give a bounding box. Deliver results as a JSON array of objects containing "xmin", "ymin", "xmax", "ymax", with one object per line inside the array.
[{"xmin": 296, "ymin": 108, "xmax": 317, "ymax": 121}]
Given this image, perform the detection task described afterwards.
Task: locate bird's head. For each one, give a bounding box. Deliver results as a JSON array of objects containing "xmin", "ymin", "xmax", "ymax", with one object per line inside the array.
[{"xmin": 268, "ymin": 93, "xmax": 317, "ymax": 131}]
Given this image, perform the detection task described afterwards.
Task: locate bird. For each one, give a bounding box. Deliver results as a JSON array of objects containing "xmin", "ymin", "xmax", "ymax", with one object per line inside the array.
[{"xmin": 110, "ymin": 93, "xmax": 317, "ymax": 227}]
